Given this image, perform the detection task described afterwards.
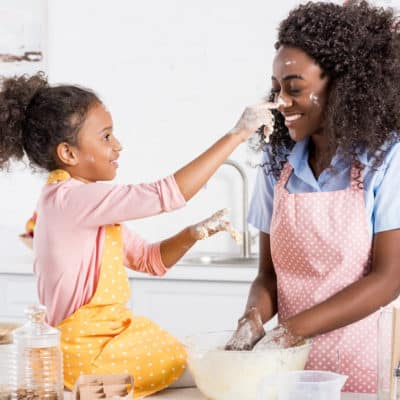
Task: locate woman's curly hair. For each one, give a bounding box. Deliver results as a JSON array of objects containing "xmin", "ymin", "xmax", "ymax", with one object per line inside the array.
[
  {"xmin": 260, "ymin": 0, "xmax": 400, "ymax": 179},
  {"xmin": 0, "ymin": 72, "xmax": 100, "ymax": 171}
]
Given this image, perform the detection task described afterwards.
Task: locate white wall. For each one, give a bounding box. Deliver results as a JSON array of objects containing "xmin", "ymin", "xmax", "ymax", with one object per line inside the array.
[{"xmin": 0, "ymin": 0, "xmax": 323, "ymax": 257}]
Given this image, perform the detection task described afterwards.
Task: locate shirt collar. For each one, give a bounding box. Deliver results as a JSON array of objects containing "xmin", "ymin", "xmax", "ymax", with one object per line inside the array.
[
  {"xmin": 287, "ymin": 137, "xmax": 371, "ymax": 168},
  {"xmin": 287, "ymin": 138, "xmax": 310, "ymax": 175}
]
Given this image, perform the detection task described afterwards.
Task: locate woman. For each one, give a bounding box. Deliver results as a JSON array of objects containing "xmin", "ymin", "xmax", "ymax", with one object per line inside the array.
[{"xmin": 226, "ymin": 0, "xmax": 400, "ymax": 393}]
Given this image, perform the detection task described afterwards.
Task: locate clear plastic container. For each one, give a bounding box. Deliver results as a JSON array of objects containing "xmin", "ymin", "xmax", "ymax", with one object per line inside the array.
[
  {"xmin": 12, "ymin": 305, "xmax": 63, "ymax": 400},
  {"xmin": 257, "ymin": 370, "xmax": 347, "ymax": 400}
]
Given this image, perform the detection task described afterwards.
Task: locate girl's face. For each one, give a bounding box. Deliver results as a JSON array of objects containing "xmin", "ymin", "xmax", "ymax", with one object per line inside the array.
[
  {"xmin": 71, "ymin": 102, "xmax": 122, "ymax": 182},
  {"xmin": 272, "ymin": 46, "xmax": 329, "ymax": 142}
]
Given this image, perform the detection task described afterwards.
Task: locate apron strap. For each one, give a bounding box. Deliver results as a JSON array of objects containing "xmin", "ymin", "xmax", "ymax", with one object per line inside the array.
[
  {"xmin": 47, "ymin": 169, "xmax": 71, "ymax": 184},
  {"xmin": 277, "ymin": 161, "xmax": 364, "ymax": 192},
  {"xmin": 276, "ymin": 162, "xmax": 293, "ymax": 191}
]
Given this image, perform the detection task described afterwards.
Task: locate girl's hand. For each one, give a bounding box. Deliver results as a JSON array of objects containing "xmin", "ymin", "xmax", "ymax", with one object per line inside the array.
[
  {"xmin": 190, "ymin": 208, "xmax": 242, "ymax": 243},
  {"xmin": 225, "ymin": 307, "xmax": 265, "ymax": 350},
  {"xmin": 252, "ymin": 323, "xmax": 304, "ymax": 350},
  {"xmin": 229, "ymin": 102, "xmax": 277, "ymax": 142}
]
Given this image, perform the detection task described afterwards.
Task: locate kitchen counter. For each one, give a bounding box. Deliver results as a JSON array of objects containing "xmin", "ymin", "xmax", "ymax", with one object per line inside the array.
[
  {"xmin": 65, "ymin": 387, "xmax": 376, "ymax": 399},
  {"xmin": 0, "ymin": 243, "xmax": 257, "ymax": 283},
  {"xmin": 145, "ymin": 388, "xmax": 376, "ymax": 399}
]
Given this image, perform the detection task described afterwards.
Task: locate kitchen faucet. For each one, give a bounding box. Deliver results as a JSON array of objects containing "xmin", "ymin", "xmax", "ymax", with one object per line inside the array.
[{"xmin": 222, "ymin": 159, "xmax": 251, "ymax": 258}]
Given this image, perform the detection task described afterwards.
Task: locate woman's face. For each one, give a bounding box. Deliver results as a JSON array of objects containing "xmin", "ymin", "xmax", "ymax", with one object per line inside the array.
[{"xmin": 272, "ymin": 46, "xmax": 329, "ymax": 142}]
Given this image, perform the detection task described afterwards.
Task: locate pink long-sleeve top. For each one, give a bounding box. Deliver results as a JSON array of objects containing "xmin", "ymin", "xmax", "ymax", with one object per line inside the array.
[{"xmin": 33, "ymin": 175, "xmax": 186, "ymax": 326}]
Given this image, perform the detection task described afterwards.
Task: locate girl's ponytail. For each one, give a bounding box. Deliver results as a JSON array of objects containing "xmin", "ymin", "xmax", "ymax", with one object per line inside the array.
[{"xmin": 0, "ymin": 72, "xmax": 48, "ymax": 169}]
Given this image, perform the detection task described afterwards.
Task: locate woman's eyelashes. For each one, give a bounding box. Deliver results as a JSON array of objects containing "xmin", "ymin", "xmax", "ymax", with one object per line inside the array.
[{"xmin": 271, "ymin": 86, "xmax": 302, "ymax": 98}]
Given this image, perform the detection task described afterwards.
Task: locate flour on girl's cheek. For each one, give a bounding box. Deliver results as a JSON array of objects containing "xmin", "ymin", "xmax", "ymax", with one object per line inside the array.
[{"xmin": 85, "ymin": 155, "xmax": 96, "ymax": 163}]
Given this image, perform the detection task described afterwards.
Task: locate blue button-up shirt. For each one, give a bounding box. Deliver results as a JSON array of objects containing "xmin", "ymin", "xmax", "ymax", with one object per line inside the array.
[{"xmin": 248, "ymin": 138, "xmax": 400, "ymax": 237}]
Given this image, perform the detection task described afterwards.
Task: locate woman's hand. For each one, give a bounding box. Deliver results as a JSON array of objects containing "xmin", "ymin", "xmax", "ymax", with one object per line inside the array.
[
  {"xmin": 189, "ymin": 208, "xmax": 242, "ymax": 243},
  {"xmin": 225, "ymin": 307, "xmax": 265, "ymax": 350},
  {"xmin": 252, "ymin": 323, "xmax": 304, "ymax": 350},
  {"xmin": 229, "ymin": 102, "xmax": 277, "ymax": 142}
]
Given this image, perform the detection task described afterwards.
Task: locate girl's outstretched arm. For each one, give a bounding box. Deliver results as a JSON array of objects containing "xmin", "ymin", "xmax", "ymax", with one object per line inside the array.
[
  {"xmin": 123, "ymin": 209, "xmax": 239, "ymax": 272},
  {"xmin": 160, "ymin": 208, "xmax": 239, "ymax": 267},
  {"xmin": 174, "ymin": 103, "xmax": 274, "ymax": 201}
]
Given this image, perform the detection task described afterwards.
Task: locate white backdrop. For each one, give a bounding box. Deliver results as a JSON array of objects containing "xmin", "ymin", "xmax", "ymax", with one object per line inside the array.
[{"xmin": 1, "ymin": 0, "xmax": 364, "ymax": 258}]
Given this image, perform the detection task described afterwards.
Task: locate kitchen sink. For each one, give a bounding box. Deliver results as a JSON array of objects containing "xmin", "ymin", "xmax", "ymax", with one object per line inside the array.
[{"xmin": 182, "ymin": 254, "xmax": 258, "ymax": 267}]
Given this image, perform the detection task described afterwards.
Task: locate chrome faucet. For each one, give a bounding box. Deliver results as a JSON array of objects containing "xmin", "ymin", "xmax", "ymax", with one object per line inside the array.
[{"xmin": 222, "ymin": 159, "xmax": 251, "ymax": 258}]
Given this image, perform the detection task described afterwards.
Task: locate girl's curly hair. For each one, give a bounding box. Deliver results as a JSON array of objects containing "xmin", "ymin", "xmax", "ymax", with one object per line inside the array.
[
  {"xmin": 0, "ymin": 72, "xmax": 100, "ymax": 171},
  {"xmin": 261, "ymin": 0, "xmax": 400, "ymax": 179}
]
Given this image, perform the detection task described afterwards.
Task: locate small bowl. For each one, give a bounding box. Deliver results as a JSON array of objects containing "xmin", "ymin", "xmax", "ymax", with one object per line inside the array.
[
  {"xmin": 184, "ymin": 331, "xmax": 312, "ymax": 400},
  {"xmin": 19, "ymin": 234, "xmax": 33, "ymax": 250}
]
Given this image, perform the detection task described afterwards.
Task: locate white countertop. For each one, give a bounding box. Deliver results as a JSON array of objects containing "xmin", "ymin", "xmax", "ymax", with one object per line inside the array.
[
  {"xmin": 146, "ymin": 388, "xmax": 376, "ymax": 399},
  {"xmin": 0, "ymin": 230, "xmax": 257, "ymax": 282},
  {"xmin": 65, "ymin": 387, "xmax": 376, "ymax": 399}
]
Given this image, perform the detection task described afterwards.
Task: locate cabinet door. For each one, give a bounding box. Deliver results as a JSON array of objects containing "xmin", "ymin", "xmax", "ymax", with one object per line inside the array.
[
  {"xmin": 129, "ymin": 278, "xmax": 276, "ymax": 340},
  {"xmin": 0, "ymin": 274, "xmax": 38, "ymax": 322}
]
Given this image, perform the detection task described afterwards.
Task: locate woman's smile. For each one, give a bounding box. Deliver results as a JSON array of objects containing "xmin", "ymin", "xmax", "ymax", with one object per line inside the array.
[{"xmin": 283, "ymin": 113, "xmax": 303, "ymax": 127}]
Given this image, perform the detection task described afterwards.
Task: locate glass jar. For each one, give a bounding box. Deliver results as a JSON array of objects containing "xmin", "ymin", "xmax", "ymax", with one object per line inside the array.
[
  {"xmin": 378, "ymin": 306, "xmax": 396, "ymax": 400},
  {"xmin": 12, "ymin": 305, "xmax": 63, "ymax": 400},
  {"xmin": 0, "ymin": 343, "xmax": 17, "ymax": 400}
]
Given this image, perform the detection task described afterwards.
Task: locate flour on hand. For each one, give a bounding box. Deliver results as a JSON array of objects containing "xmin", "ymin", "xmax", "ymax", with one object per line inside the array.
[{"xmin": 192, "ymin": 208, "xmax": 242, "ymax": 244}]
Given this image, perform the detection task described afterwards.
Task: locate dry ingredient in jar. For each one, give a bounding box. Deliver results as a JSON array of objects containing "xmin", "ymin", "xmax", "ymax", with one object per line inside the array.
[
  {"xmin": 16, "ymin": 388, "xmax": 58, "ymax": 400},
  {"xmin": 12, "ymin": 305, "xmax": 63, "ymax": 400},
  {"xmin": 0, "ymin": 385, "xmax": 12, "ymax": 400}
]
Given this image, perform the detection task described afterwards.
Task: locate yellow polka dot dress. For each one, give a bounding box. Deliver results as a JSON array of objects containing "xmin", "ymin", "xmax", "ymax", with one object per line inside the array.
[{"xmin": 56, "ymin": 223, "xmax": 187, "ymax": 397}]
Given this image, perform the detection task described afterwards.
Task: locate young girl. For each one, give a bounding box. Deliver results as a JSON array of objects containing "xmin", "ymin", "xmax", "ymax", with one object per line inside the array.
[
  {"xmin": 0, "ymin": 73, "xmax": 273, "ymax": 397},
  {"xmin": 226, "ymin": 0, "xmax": 400, "ymax": 394}
]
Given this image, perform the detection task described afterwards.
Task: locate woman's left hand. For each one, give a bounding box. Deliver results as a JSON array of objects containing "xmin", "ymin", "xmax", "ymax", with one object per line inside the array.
[{"xmin": 252, "ymin": 323, "xmax": 304, "ymax": 350}]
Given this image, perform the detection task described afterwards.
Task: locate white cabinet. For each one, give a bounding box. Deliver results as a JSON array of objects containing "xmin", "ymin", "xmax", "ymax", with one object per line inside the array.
[
  {"xmin": 0, "ymin": 261, "xmax": 278, "ymax": 338},
  {"xmin": 129, "ymin": 276, "xmax": 252, "ymax": 339},
  {"xmin": 0, "ymin": 274, "xmax": 39, "ymax": 322},
  {"xmin": 0, "ymin": 262, "xmax": 266, "ymax": 332}
]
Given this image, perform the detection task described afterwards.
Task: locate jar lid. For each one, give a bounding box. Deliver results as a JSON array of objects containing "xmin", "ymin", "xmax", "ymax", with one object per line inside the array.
[{"xmin": 12, "ymin": 304, "xmax": 60, "ymax": 348}]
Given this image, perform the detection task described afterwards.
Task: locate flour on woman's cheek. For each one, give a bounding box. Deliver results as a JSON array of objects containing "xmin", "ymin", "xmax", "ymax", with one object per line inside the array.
[{"xmin": 309, "ymin": 92, "xmax": 321, "ymax": 108}]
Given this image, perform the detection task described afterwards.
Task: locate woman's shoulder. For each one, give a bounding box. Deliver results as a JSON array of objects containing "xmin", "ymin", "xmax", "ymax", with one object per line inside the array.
[{"xmin": 358, "ymin": 136, "xmax": 400, "ymax": 170}]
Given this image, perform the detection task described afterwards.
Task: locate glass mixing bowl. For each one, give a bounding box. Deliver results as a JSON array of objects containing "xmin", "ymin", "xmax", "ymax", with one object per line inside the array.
[{"xmin": 184, "ymin": 331, "xmax": 312, "ymax": 400}]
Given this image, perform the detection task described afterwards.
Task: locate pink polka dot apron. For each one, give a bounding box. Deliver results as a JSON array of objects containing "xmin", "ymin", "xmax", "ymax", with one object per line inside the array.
[
  {"xmin": 270, "ymin": 162, "xmax": 378, "ymax": 393},
  {"xmin": 48, "ymin": 170, "xmax": 186, "ymax": 398}
]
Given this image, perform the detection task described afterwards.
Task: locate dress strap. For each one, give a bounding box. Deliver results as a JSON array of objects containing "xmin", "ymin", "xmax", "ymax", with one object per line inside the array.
[{"xmin": 47, "ymin": 169, "xmax": 71, "ymax": 184}]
